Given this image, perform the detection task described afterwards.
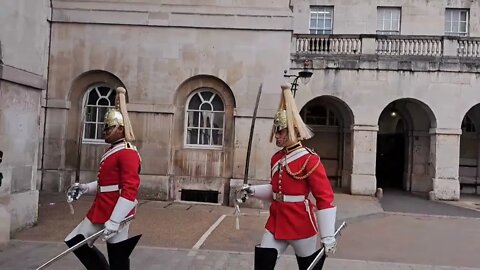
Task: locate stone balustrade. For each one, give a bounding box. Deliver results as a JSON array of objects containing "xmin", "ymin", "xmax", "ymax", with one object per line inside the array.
[{"xmin": 293, "ymin": 34, "xmax": 480, "ymax": 58}]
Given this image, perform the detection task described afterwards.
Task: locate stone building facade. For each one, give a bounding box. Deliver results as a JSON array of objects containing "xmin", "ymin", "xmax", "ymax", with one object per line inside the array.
[
  {"xmin": 0, "ymin": 0, "xmax": 50, "ymax": 243},
  {"xmin": 39, "ymin": 0, "xmax": 480, "ymax": 207},
  {"xmin": 2, "ymin": 1, "xmax": 480, "ymax": 243}
]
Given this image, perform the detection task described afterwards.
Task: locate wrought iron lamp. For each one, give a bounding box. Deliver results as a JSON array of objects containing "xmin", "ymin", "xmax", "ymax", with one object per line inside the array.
[{"xmin": 283, "ymin": 60, "xmax": 314, "ymax": 97}]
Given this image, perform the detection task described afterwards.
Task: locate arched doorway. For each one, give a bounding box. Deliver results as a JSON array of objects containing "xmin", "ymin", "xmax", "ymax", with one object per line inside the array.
[
  {"xmin": 300, "ymin": 96, "xmax": 354, "ymax": 190},
  {"xmin": 459, "ymin": 105, "xmax": 480, "ymax": 195},
  {"xmin": 377, "ymin": 99, "xmax": 436, "ymax": 192}
]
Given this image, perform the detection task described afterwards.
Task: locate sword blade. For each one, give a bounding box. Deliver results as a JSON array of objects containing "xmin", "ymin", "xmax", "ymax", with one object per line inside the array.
[
  {"xmin": 35, "ymin": 215, "xmax": 135, "ymax": 270},
  {"xmin": 307, "ymin": 221, "xmax": 346, "ymax": 270},
  {"xmin": 243, "ymin": 83, "xmax": 263, "ymax": 185},
  {"xmin": 35, "ymin": 229, "xmax": 104, "ymax": 270}
]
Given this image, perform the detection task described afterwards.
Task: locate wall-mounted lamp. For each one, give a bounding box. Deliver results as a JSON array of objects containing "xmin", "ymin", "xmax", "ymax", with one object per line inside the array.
[{"xmin": 284, "ymin": 60, "xmax": 314, "ymax": 97}]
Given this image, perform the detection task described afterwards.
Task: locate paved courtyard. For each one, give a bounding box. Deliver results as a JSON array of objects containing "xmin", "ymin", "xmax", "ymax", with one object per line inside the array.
[{"xmin": 1, "ymin": 191, "xmax": 479, "ymax": 269}]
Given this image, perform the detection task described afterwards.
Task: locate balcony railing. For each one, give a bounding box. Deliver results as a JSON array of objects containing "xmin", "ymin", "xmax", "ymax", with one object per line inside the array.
[{"xmin": 293, "ymin": 34, "xmax": 480, "ymax": 58}]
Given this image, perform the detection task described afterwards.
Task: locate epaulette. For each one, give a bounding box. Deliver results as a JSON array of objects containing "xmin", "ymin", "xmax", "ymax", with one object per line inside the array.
[
  {"xmin": 125, "ymin": 142, "xmax": 136, "ymax": 150},
  {"xmin": 305, "ymin": 147, "xmax": 317, "ymax": 155}
]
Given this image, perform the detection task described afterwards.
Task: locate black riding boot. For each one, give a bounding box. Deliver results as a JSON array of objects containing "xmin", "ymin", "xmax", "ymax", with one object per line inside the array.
[
  {"xmin": 296, "ymin": 249, "xmax": 326, "ymax": 270},
  {"xmin": 254, "ymin": 245, "xmax": 278, "ymax": 270},
  {"xmin": 65, "ymin": 235, "xmax": 109, "ymax": 270},
  {"xmin": 107, "ymin": 235, "xmax": 142, "ymax": 270}
]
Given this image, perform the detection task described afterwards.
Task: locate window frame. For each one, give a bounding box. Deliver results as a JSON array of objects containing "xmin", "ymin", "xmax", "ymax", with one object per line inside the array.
[
  {"xmin": 184, "ymin": 89, "xmax": 225, "ymax": 149},
  {"xmin": 81, "ymin": 84, "xmax": 116, "ymax": 145},
  {"xmin": 376, "ymin": 7, "xmax": 401, "ymax": 35},
  {"xmin": 302, "ymin": 104, "xmax": 339, "ymax": 127},
  {"xmin": 445, "ymin": 8, "xmax": 469, "ymax": 37},
  {"xmin": 309, "ymin": 6, "xmax": 334, "ymax": 35}
]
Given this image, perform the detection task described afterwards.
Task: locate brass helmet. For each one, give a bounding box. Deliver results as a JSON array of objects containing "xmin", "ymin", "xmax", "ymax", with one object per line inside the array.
[
  {"xmin": 104, "ymin": 87, "xmax": 136, "ymax": 142},
  {"xmin": 271, "ymin": 85, "xmax": 312, "ymax": 142}
]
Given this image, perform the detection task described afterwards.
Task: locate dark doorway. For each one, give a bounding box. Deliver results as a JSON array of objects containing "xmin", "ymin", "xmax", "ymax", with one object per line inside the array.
[{"xmin": 376, "ymin": 134, "xmax": 405, "ymax": 188}]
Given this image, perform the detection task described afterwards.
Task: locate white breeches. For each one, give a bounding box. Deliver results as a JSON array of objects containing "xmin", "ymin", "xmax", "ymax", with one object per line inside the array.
[
  {"xmin": 65, "ymin": 218, "xmax": 130, "ymax": 244},
  {"xmin": 260, "ymin": 230, "xmax": 318, "ymax": 257}
]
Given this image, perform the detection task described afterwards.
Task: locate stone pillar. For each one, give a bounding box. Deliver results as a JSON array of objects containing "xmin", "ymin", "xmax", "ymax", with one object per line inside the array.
[
  {"xmin": 361, "ymin": 35, "xmax": 377, "ymax": 55},
  {"xmin": 430, "ymin": 128, "xmax": 461, "ymax": 200},
  {"xmin": 350, "ymin": 125, "xmax": 378, "ymax": 195}
]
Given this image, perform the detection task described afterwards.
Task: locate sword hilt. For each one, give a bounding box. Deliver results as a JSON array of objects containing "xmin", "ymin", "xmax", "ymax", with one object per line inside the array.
[{"xmin": 306, "ymin": 221, "xmax": 347, "ymax": 270}]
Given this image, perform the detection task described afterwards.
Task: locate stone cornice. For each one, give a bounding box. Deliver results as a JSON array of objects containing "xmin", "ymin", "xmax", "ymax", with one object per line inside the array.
[
  {"xmin": 51, "ymin": 2, "xmax": 293, "ymax": 31},
  {"xmin": 0, "ymin": 64, "xmax": 46, "ymax": 90}
]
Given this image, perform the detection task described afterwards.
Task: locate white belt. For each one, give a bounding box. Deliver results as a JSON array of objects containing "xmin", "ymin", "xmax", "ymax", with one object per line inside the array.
[
  {"xmin": 273, "ymin": 193, "xmax": 306, "ymax": 202},
  {"xmin": 98, "ymin": 184, "xmax": 120, "ymax": 193}
]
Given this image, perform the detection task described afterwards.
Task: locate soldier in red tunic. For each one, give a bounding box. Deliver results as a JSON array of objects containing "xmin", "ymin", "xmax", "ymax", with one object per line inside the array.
[
  {"xmin": 242, "ymin": 85, "xmax": 337, "ymax": 270},
  {"xmin": 65, "ymin": 87, "xmax": 141, "ymax": 270}
]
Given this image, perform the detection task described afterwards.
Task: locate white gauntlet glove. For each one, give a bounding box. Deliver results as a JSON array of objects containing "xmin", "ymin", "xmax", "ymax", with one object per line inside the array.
[
  {"xmin": 103, "ymin": 219, "xmax": 121, "ymax": 240},
  {"xmin": 66, "ymin": 181, "xmax": 98, "ymax": 202},
  {"xmin": 245, "ymin": 184, "xmax": 273, "ymax": 202},
  {"xmin": 66, "ymin": 183, "xmax": 89, "ymax": 202},
  {"xmin": 103, "ymin": 197, "xmax": 137, "ymax": 241},
  {"xmin": 316, "ymin": 206, "xmax": 337, "ymax": 255}
]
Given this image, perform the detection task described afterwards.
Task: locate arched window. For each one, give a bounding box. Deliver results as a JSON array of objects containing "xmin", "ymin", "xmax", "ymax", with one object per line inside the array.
[
  {"xmin": 462, "ymin": 115, "xmax": 476, "ymax": 133},
  {"xmin": 82, "ymin": 85, "xmax": 116, "ymax": 143},
  {"xmin": 185, "ymin": 89, "xmax": 225, "ymax": 147}
]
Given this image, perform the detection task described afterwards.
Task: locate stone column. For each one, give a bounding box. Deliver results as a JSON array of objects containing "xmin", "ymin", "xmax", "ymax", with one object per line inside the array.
[
  {"xmin": 430, "ymin": 128, "xmax": 461, "ymax": 200},
  {"xmin": 350, "ymin": 125, "xmax": 378, "ymax": 195}
]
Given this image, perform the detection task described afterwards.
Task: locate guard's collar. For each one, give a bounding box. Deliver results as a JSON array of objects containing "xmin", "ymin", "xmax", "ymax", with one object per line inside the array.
[
  {"xmin": 111, "ymin": 138, "xmax": 126, "ymax": 147},
  {"xmin": 284, "ymin": 141, "xmax": 302, "ymax": 154}
]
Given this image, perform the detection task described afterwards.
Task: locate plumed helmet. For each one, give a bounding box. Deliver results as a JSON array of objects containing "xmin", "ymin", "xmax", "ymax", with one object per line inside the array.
[
  {"xmin": 270, "ymin": 85, "xmax": 313, "ymax": 142},
  {"xmin": 103, "ymin": 87, "xmax": 136, "ymax": 142}
]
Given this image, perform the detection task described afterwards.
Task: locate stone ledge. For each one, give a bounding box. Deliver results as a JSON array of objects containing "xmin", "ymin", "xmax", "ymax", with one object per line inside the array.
[
  {"xmin": 292, "ymin": 55, "xmax": 480, "ymax": 74},
  {"xmin": 0, "ymin": 64, "xmax": 46, "ymax": 90},
  {"xmin": 429, "ymin": 128, "xmax": 462, "ymax": 135}
]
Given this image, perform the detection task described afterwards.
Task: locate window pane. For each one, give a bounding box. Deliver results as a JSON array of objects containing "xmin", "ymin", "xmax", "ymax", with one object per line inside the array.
[
  {"xmin": 187, "ymin": 128, "xmax": 199, "ymax": 144},
  {"xmin": 187, "ymin": 111, "xmax": 200, "ymax": 127},
  {"xmin": 87, "ymin": 90, "xmax": 99, "ymax": 105},
  {"xmin": 85, "ymin": 106, "xmax": 97, "ymax": 122},
  {"xmin": 84, "ymin": 123, "xmax": 96, "ymax": 139},
  {"xmin": 98, "ymin": 86, "xmax": 111, "ymax": 96},
  {"xmin": 212, "ymin": 95, "xmax": 224, "ymax": 111},
  {"xmin": 324, "ymin": 19, "xmax": 332, "ymax": 30},
  {"xmin": 461, "ymin": 11, "xmax": 467, "ymax": 21},
  {"xmin": 201, "ymin": 91, "xmax": 213, "ymax": 101},
  {"xmin": 98, "ymin": 97, "xmax": 110, "ymax": 106},
  {"xmin": 199, "ymin": 129, "xmax": 211, "ymax": 145},
  {"xmin": 108, "ymin": 92, "xmax": 116, "ymax": 104},
  {"xmin": 212, "ymin": 129, "xmax": 223, "ymax": 145},
  {"xmin": 212, "ymin": 112, "xmax": 224, "ymax": 129},
  {"xmin": 96, "ymin": 123, "xmax": 104, "ymax": 139},
  {"xmin": 98, "ymin": 107, "xmax": 110, "ymax": 122},
  {"xmin": 392, "ymin": 20, "xmax": 399, "ymax": 31},
  {"xmin": 199, "ymin": 111, "xmax": 213, "ymax": 127},
  {"xmin": 188, "ymin": 94, "xmax": 202, "ymax": 110},
  {"xmin": 460, "ymin": 22, "xmax": 467, "ymax": 33},
  {"xmin": 200, "ymin": 103, "xmax": 212, "ymax": 111}
]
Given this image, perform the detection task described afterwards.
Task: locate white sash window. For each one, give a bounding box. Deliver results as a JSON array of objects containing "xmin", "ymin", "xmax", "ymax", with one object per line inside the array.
[
  {"xmin": 185, "ymin": 89, "xmax": 225, "ymax": 148},
  {"xmin": 82, "ymin": 85, "xmax": 116, "ymax": 143}
]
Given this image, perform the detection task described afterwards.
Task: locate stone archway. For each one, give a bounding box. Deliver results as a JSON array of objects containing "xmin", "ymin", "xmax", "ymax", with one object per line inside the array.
[
  {"xmin": 459, "ymin": 105, "xmax": 480, "ymax": 195},
  {"xmin": 299, "ymin": 96, "xmax": 354, "ymax": 191},
  {"xmin": 377, "ymin": 98, "xmax": 436, "ymax": 192}
]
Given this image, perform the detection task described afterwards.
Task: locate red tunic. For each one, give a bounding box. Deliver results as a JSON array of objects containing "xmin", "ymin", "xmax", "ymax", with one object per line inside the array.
[
  {"xmin": 87, "ymin": 141, "xmax": 141, "ymax": 224},
  {"xmin": 265, "ymin": 143, "xmax": 334, "ymax": 240}
]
